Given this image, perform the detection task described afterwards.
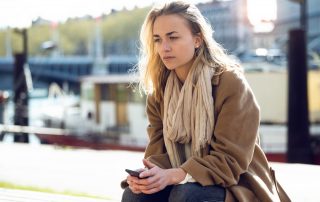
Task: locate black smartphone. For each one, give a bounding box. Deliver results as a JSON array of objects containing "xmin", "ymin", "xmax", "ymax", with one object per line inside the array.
[{"xmin": 125, "ymin": 169, "xmax": 143, "ymax": 178}]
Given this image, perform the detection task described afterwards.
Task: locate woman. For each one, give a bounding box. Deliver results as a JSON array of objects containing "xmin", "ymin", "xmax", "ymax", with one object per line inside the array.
[{"xmin": 121, "ymin": 1, "xmax": 290, "ymax": 202}]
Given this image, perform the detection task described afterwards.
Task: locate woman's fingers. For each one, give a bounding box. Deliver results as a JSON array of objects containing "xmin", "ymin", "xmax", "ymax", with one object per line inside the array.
[
  {"xmin": 128, "ymin": 179, "xmax": 142, "ymax": 194},
  {"xmin": 127, "ymin": 175, "xmax": 139, "ymax": 183},
  {"xmin": 130, "ymin": 185, "xmax": 142, "ymax": 194},
  {"xmin": 142, "ymin": 159, "xmax": 156, "ymax": 169},
  {"xmin": 139, "ymin": 164, "xmax": 158, "ymax": 178},
  {"xmin": 137, "ymin": 174, "xmax": 159, "ymax": 186},
  {"xmin": 127, "ymin": 162, "xmax": 170, "ymax": 195},
  {"xmin": 136, "ymin": 171, "xmax": 168, "ymax": 193},
  {"xmin": 140, "ymin": 182, "xmax": 166, "ymax": 195}
]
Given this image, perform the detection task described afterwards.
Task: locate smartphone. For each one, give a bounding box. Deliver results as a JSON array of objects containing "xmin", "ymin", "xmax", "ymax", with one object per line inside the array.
[{"xmin": 125, "ymin": 169, "xmax": 144, "ymax": 178}]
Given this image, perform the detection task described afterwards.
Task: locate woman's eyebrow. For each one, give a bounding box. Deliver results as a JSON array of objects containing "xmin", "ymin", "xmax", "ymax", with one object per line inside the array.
[
  {"xmin": 166, "ymin": 31, "xmax": 178, "ymax": 36},
  {"xmin": 153, "ymin": 31, "xmax": 178, "ymax": 38}
]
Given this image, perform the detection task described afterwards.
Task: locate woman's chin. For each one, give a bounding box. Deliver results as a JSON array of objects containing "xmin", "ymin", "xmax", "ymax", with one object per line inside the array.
[{"xmin": 164, "ymin": 64, "xmax": 178, "ymax": 71}]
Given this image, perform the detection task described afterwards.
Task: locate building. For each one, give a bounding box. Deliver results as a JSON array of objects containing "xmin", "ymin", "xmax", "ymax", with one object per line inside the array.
[
  {"xmin": 198, "ymin": 0, "xmax": 252, "ymax": 54},
  {"xmin": 197, "ymin": 0, "xmax": 320, "ymax": 54},
  {"xmin": 267, "ymin": 0, "xmax": 320, "ymax": 50}
]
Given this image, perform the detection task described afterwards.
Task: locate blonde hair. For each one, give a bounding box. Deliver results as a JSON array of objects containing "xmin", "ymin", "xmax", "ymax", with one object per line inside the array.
[{"xmin": 138, "ymin": 1, "xmax": 238, "ymax": 102}]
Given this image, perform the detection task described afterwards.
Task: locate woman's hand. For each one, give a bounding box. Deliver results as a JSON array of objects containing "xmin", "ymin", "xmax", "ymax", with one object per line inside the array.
[
  {"xmin": 126, "ymin": 167, "xmax": 147, "ymax": 194},
  {"xmin": 134, "ymin": 159, "xmax": 187, "ymax": 194},
  {"xmin": 127, "ymin": 175, "xmax": 143, "ymax": 194}
]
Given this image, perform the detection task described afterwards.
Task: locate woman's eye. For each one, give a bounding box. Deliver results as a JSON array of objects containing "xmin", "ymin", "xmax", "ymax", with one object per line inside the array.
[
  {"xmin": 170, "ymin": 36, "xmax": 178, "ymax": 40},
  {"xmin": 153, "ymin": 38, "xmax": 160, "ymax": 43}
]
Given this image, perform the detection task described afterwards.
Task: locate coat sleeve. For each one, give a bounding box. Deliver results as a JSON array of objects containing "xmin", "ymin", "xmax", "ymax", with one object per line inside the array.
[
  {"xmin": 144, "ymin": 94, "xmax": 172, "ymax": 169},
  {"xmin": 180, "ymin": 70, "xmax": 260, "ymax": 187}
]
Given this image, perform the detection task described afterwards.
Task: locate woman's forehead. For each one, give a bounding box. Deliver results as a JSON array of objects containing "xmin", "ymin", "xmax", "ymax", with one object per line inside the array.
[{"xmin": 153, "ymin": 14, "xmax": 191, "ymax": 35}]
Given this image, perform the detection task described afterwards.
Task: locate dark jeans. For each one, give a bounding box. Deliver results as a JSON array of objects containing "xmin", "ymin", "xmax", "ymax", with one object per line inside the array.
[{"xmin": 121, "ymin": 183, "xmax": 225, "ymax": 202}]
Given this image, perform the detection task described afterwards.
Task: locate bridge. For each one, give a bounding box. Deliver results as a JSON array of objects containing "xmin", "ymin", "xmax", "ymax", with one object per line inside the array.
[{"xmin": 0, "ymin": 55, "xmax": 137, "ymax": 93}]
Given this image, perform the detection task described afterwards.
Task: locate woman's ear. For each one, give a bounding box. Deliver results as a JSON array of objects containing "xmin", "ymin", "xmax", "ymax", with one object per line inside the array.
[{"xmin": 194, "ymin": 33, "xmax": 202, "ymax": 48}]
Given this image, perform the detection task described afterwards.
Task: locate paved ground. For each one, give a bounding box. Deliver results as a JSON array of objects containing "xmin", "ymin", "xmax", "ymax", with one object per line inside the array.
[
  {"xmin": 0, "ymin": 143, "xmax": 320, "ymax": 201},
  {"xmin": 0, "ymin": 143, "xmax": 143, "ymax": 201},
  {"xmin": 0, "ymin": 188, "xmax": 110, "ymax": 202}
]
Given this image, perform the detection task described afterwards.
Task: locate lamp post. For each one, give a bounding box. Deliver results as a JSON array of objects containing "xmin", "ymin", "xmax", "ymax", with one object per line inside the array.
[
  {"xmin": 13, "ymin": 27, "xmax": 30, "ymax": 143},
  {"xmin": 287, "ymin": 0, "xmax": 313, "ymax": 163}
]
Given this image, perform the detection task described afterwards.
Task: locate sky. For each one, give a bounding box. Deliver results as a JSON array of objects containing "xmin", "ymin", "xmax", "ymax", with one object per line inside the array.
[
  {"xmin": 0, "ymin": 0, "xmax": 211, "ymax": 28},
  {"xmin": 247, "ymin": 0, "xmax": 277, "ymax": 32}
]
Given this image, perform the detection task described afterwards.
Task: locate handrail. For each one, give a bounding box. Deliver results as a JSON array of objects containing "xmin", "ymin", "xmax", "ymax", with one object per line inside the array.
[{"xmin": 0, "ymin": 124, "xmax": 69, "ymax": 136}]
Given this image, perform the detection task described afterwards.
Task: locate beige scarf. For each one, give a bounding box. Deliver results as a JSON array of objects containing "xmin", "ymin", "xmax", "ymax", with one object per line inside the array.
[{"xmin": 163, "ymin": 62, "xmax": 215, "ymax": 168}]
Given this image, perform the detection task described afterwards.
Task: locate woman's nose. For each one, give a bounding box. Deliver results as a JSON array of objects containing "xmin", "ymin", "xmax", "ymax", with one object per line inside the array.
[{"xmin": 162, "ymin": 41, "xmax": 171, "ymax": 52}]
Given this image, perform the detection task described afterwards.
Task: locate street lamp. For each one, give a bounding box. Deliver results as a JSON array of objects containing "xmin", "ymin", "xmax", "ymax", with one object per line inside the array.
[
  {"xmin": 287, "ymin": 0, "xmax": 312, "ymax": 164},
  {"xmin": 12, "ymin": 22, "xmax": 32, "ymax": 143}
]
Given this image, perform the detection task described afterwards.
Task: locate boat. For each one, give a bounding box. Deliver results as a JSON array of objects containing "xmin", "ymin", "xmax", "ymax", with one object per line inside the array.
[
  {"xmin": 33, "ymin": 71, "xmax": 320, "ymax": 164},
  {"xmin": 33, "ymin": 74, "xmax": 148, "ymax": 150}
]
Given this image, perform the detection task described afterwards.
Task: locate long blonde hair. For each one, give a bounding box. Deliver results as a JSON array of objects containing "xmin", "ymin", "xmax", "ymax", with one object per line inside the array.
[{"xmin": 138, "ymin": 1, "xmax": 238, "ymax": 102}]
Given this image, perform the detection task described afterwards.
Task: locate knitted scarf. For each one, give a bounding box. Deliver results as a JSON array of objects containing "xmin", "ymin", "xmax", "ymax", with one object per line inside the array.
[{"xmin": 163, "ymin": 62, "xmax": 215, "ymax": 168}]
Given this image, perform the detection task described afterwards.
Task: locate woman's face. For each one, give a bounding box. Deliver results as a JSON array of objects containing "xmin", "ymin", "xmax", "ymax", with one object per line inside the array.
[{"xmin": 153, "ymin": 14, "xmax": 201, "ymax": 72}]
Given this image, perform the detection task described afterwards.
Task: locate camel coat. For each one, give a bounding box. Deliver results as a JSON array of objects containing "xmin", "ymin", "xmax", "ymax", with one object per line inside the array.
[{"xmin": 142, "ymin": 69, "xmax": 291, "ymax": 202}]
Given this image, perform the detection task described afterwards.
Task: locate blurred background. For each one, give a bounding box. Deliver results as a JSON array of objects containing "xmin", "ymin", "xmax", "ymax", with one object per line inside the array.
[{"xmin": 0, "ymin": 0, "xmax": 320, "ymax": 201}]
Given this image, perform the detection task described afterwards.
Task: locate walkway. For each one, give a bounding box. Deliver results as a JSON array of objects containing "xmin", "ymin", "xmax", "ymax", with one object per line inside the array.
[
  {"xmin": 0, "ymin": 143, "xmax": 319, "ymax": 201},
  {"xmin": 0, "ymin": 188, "xmax": 111, "ymax": 202}
]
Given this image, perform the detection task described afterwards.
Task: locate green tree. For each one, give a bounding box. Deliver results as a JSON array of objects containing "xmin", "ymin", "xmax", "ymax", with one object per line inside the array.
[
  {"xmin": 28, "ymin": 24, "xmax": 51, "ymax": 55},
  {"xmin": 0, "ymin": 31, "xmax": 6, "ymax": 56},
  {"xmin": 0, "ymin": 6, "xmax": 149, "ymax": 57},
  {"xmin": 59, "ymin": 19, "xmax": 94, "ymax": 55}
]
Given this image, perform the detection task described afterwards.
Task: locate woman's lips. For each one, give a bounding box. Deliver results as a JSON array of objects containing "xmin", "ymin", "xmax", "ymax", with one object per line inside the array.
[{"xmin": 163, "ymin": 56, "xmax": 175, "ymax": 61}]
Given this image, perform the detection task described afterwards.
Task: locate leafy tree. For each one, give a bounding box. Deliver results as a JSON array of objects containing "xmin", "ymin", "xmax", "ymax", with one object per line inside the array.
[
  {"xmin": 28, "ymin": 24, "xmax": 51, "ymax": 55},
  {"xmin": 0, "ymin": 31, "xmax": 6, "ymax": 56},
  {"xmin": 0, "ymin": 6, "xmax": 149, "ymax": 56}
]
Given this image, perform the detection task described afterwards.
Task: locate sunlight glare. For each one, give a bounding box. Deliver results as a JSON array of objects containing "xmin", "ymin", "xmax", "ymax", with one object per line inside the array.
[{"xmin": 247, "ymin": 0, "xmax": 277, "ymax": 32}]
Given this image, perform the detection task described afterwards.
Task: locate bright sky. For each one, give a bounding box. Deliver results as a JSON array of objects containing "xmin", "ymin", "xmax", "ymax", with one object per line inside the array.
[
  {"xmin": 0, "ymin": 0, "xmax": 211, "ymax": 28},
  {"xmin": 247, "ymin": 0, "xmax": 277, "ymax": 32}
]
